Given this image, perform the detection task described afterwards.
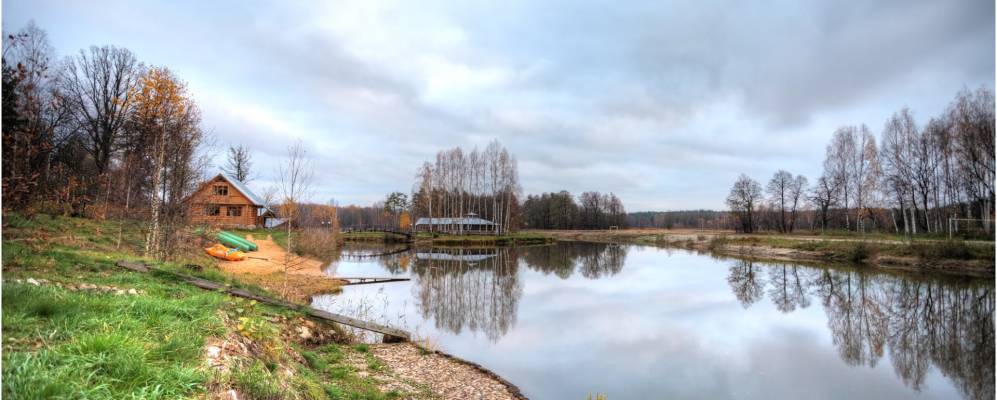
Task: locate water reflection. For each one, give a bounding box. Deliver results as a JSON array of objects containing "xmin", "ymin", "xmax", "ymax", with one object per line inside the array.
[
  {"xmin": 402, "ymin": 244, "xmax": 629, "ymax": 341},
  {"xmin": 521, "ymin": 242, "xmax": 627, "ymax": 279},
  {"xmin": 730, "ymin": 260, "xmax": 995, "ymax": 400},
  {"xmin": 409, "ymin": 248, "xmax": 521, "ymax": 341},
  {"xmin": 321, "ymin": 243, "xmax": 993, "ymax": 399}
]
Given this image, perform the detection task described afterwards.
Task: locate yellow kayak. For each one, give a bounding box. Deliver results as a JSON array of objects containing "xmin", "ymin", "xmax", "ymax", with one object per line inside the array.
[{"xmin": 205, "ymin": 243, "xmax": 246, "ymax": 261}]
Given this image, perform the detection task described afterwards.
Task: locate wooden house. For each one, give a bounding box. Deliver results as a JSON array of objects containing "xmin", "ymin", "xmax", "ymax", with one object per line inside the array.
[{"xmin": 188, "ymin": 174, "xmax": 271, "ymax": 228}]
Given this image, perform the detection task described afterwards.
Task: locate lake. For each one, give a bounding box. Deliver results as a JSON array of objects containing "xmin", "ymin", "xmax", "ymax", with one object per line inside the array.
[{"xmin": 311, "ymin": 242, "xmax": 994, "ymax": 400}]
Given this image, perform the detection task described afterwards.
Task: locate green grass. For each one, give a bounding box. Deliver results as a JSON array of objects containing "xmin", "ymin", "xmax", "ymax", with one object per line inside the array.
[
  {"xmin": 2, "ymin": 273, "xmax": 226, "ymax": 398},
  {"xmin": 2, "ymin": 213, "xmax": 410, "ymax": 399}
]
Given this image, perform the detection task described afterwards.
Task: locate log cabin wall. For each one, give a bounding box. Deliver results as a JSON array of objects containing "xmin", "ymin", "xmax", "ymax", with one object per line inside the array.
[{"xmin": 188, "ymin": 176, "xmax": 261, "ymax": 228}]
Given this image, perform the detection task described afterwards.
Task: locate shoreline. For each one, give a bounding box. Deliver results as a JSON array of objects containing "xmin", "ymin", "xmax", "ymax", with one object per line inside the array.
[{"xmin": 528, "ymin": 229, "xmax": 995, "ymax": 279}]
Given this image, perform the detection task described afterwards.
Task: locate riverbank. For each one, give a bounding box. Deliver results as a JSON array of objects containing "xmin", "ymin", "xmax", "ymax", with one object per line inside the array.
[
  {"xmin": 528, "ymin": 228, "xmax": 995, "ymax": 278},
  {"xmin": 1, "ymin": 214, "xmax": 525, "ymax": 399}
]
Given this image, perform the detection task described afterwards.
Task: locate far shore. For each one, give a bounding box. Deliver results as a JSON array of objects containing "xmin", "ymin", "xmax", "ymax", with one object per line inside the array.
[{"xmin": 525, "ymin": 228, "xmax": 996, "ymax": 278}]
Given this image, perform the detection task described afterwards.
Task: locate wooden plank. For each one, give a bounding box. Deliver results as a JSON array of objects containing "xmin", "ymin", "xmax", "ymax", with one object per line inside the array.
[
  {"xmin": 114, "ymin": 260, "xmax": 409, "ymax": 341},
  {"xmin": 337, "ymin": 276, "xmax": 411, "ymax": 281},
  {"xmin": 341, "ymin": 278, "xmax": 411, "ymax": 286}
]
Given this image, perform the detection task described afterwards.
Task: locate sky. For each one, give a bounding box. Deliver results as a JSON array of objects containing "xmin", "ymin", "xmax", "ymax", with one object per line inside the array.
[{"xmin": 3, "ymin": 0, "xmax": 994, "ymax": 211}]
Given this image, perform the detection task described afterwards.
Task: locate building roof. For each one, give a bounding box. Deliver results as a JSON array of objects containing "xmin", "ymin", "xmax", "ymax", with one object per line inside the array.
[
  {"xmin": 211, "ymin": 173, "xmax": 266, "ymax": 206},
  {"xmin": 414, "ymin": 217, "xmax": 497, "ymax": 226}
]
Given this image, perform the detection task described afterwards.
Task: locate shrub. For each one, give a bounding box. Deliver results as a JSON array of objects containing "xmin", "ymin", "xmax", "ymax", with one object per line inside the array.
[
  {"xmin": 294, "ymin": 228, "xmax": 339, "ymax": 258},
  {"xmin": 707, "ymin": 235, "xmax": 729, "ymax": 252},
  {"xmin": 846, "ymin": 242, "xmax": 872, "ymax": 263}
]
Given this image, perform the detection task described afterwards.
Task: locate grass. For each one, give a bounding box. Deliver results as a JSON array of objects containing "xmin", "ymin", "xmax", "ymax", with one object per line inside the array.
[{"xmin": 2, "ymin": 212, "xmax": 409, "ymax": 399}]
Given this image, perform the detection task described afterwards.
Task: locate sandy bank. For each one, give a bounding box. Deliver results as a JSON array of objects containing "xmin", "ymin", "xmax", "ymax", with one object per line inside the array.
[{"xmin": 215, "ymin": 234, "xmax": 343, "ymax": 302}]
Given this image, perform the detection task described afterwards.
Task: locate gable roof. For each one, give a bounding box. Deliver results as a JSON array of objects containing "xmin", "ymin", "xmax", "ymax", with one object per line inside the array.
[{"xmin": 201, "ymin": 173, "xmax": 265, "ymax": 206}]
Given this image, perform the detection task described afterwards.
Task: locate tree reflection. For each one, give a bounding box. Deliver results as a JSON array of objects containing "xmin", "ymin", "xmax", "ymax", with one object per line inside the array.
[
  {"xmin": 410, "ymin": 247, "xmax": 523, "ymax": 342},
  {"xmin": 727, "ymin": 260, "xmax": 765, "ymax": 308},
  {"xmin": 766, "ymin": 264, "xmax": 811, "ymax": 312},
  {"xmin": 521, "ymin": 242, "xmax": 627, "ymax": 279},
  {"xmin": 409, "ymin": 243, "xmax": 629, "ymax": 342},
  {"xmin": 728, "ymin": 261, "xmax": 994, "ymax": 399}
]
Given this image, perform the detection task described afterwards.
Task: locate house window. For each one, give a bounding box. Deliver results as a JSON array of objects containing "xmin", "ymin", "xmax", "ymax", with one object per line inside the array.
[
  {"xmin": 213, "ymin": 185, "xmax": 228, "ymax": 196},
  {"xmin": 227, "ymin": 206, "xmax": 242, "ymax": 217},
  {"xmin": 206, "ymin": 205, "xmax": 220, "ymax": 216}
]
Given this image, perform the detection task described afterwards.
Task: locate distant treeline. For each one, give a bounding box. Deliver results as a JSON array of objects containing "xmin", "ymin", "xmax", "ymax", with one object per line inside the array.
[
  {"xmin": 627, "ymin": 210, "xmax": 731, "ymax": 230},
  {"xmin": 521, "ymin": 191, "xmax": 626, "ymax": 230}
]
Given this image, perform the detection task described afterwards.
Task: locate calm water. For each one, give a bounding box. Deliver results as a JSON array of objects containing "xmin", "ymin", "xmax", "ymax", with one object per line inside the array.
[{"xmin": 312, "ymin": 242, "xmax": 994, "ymax": 400}]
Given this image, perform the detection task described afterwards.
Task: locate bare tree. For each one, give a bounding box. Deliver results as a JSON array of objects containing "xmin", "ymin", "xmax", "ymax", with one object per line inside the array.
[
  {"xmin": 767, "ymin": 170, "xmax": 793, "ymax": 232},
  {"xmin": 788, "ymin": 174, "xmax": 808, "ymax": 232},
  {"xmin": 825, "ymin": 126, "xmax": 857, "ymax": 230},
  {"xmin": 727, "ymin": 174, "xmax": 763, "ymax": 233},
  {"xmin": 949, "ymin": 87, "xmax": 995, "ymax": 233},
  {"xmin": 57, "ymin": 45, "xmax": 141, "ymax": 174},
  {"xmin": 853, "ymin": 126, "xmax": 880, "ymax": 233},
  {"xmin": 880, "ymin": 108, "xmax": 919, "ymax": 235},
  {"xmin": 275, "ymin": 140, "xmax": 314, "ymax": 293},
  {"xmin": 222, "ymin": 144, "xmax": 254, "ymax": 183}
]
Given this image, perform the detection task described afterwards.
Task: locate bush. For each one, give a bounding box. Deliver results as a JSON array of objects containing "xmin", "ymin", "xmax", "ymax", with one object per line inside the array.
[
  {"xmin": 707, "ymin": 235, "xmax": 729, "ymax": 252},
  {"xmin": 846, "ymin": 242, "xmax": 872, "ymax": 263},
  {"xmin": 293, "ymin": 228, "xmax": 339, "ymax": 258}
]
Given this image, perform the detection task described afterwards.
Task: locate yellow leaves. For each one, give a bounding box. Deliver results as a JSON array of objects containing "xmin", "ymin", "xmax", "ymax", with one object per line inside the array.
[
  {"xmin": 132, "ymin": 66, "xmax": 192, "ymax": 123},
  {"xmin": 399, "ymin": 212, "xmax": 411, "ymax": 229}
]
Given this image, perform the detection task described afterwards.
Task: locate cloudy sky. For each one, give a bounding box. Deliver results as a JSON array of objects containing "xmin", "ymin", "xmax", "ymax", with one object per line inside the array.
[{"xmin": 4, "ymin": 0, "xmax": 994, "ymax": 210}]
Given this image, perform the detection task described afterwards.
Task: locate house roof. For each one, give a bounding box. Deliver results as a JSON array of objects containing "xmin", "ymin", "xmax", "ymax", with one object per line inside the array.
[
  {"xmin": 214, "ymin": 173, "xmax": 265, "ymax": 206},
  {"xmin": 414, "ymin": 217, "xmax": 497, "ymax": 226}
]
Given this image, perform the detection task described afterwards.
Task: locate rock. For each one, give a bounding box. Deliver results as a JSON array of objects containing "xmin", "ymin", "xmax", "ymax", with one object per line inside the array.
[
  {"xmin": 115, "ymin": 289, "xmax": 125, "ymax": 295},
  {"xmin": 127, "ymin": 288, "xmax": 138, "ymax": 295},
  {"xmin": 26, "ymin": 278, "xmax": 40, "ymax": 286},
  {"xmin": 297, "ymin": 326, "xmax": 312, "ymax": 340}
]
